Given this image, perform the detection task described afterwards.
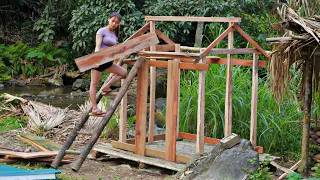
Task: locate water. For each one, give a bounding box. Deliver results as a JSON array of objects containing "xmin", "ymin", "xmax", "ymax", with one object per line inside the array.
[{"xmin": 0, "ymin": 85, "xmax": 86, "ymax": 110}]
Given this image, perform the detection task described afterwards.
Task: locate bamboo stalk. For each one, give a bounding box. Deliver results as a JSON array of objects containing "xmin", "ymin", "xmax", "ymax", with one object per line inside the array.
[
  {"xmin": 51, "ymin": 58, "xmax": 124, "ymax": 168},
  {"xmin": 71, "ymin": 57, "xmax": 146, "ymax": 172}
]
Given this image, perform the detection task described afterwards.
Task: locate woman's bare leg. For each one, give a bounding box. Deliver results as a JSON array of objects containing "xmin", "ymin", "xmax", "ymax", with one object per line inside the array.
[
  {"xmin": 90, "ymin": 69, "xmax": 102, "ymax": 112},
  {"xmin": 102, "ymin": 64, "xmax": 127, "ymax": 92}
]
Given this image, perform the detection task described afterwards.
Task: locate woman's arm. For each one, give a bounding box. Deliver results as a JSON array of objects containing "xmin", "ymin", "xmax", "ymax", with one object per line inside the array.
[{"xmin": 95, "ymin": 34, "xmax": 103, "ymax": 52}]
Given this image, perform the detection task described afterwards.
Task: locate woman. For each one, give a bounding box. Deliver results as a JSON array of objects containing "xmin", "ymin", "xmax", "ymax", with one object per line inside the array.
[{"xmin": 90, "ymin": 12, "xmax": 127, "ymax": 115}]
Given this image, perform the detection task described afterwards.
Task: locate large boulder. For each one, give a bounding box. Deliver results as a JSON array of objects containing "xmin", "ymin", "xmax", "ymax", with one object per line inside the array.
[
  {"xmin": 183, "ymin": 139, "xmax": 259, "ymax": 180},
  {"xmin": 72, "ymin": 79, "xmax": 89, "ymax": 91}
]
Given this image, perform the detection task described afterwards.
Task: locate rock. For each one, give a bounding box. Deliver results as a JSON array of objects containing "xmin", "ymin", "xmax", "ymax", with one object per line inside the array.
[
  {"xmin": 47, "ymin": 77, "xmax": 64, "ymax": 87},
  {"xmin": 155, "ymin": 80, "xmax": 166, "ymax": 98},
  {"xmin": 20, "ymin": 93, "xmax": 32, "ymax": 98},
  {"xmin": 155, "ymin": 98, "xmax": 166, "ymax": 112},
  {"xmin": 0, "ymin": 83, "xmax": 4, "ymax": 88},
  {"xmin": 184, "ymin": 139, "xmax": 259, "ymax": 180},
  {"xmin": 16, "ymin": 81, "xmax": 27, "ymax": 87},
  {"xmin": 29, "ymin": 78, "xmax": 43, "ymax": 85},
  {"xmin": 72, "ymin": 79, "xmax": 89, "ymax": 91}
]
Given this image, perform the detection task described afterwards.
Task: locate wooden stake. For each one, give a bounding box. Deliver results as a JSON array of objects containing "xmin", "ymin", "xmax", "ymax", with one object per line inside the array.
[
  {"xmin": 250, "ymin": 53, "xmax": 258, "ymax": 147},
  {"xmin": 71, "ymin": 57, "xmax": 146, "ymax": 172},
  {"xmin": 196, "ymin": 50, "xmax": 206, "ymax": 153},
  {"xmin": 119, "ymin": 64, "xmax": 128, "ymax": 143},
  {"xmin": 165, "ymin": 60, "xmax": 179, "ymax": 161},
  {"xmin": 175, "ymin": 44, "xmax": 181, "ymax": 138},
  {"xmin": 148, "ymin": 21, "xmax": 156, "ymax": 143},
  {"xmin": 224, "ymin": 22, "xmax": 234, "ymax": 137},
  {"xmin": 134, "ymin": 59, "xmax": 149, "ymax": 156}
]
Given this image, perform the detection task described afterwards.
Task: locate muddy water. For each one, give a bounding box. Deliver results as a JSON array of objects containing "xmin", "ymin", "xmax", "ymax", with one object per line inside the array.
[{"xmin": 0, "ymin": 85, "xmax": 86, "ymax": 110}]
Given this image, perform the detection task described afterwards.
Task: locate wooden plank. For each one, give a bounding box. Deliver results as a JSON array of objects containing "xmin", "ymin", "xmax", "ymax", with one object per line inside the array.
[
  {"xmin": 126, "ymin": 134, "xmax": 166, "ymax": 144},
  {"xmin": 126, "ymin": 22, "xmax": 150, "ymax": 40},
  {"xmin": 145, "ymin": 44, "xmax": 175, "ymax": 52},
  {"xmin": 196, "ymin": 51, "xmax": 205, "ymax": 153},
  {"xmin": 278, "ymin": 160, "xmax": 301, "ymax": 180},
  {"xmin": 220, "ymin": 133, "xmax": 240, "ymax": 148},
  {"xmin": 224, "ymin": 22, "xmax": 234, "ymax": 137},
  {"xmin": 179, "ymin": 132, "xmax": 220, "ymax": 145},
  {"xmin": 206, "ymin": 57, "xmax": 266, "ymax": 67},
  {"xmin": 0, "ymin": 151, "xmax": 58, "ymax": 159},
  {"xmin": 175, "ymin": 44, "xmax": 181, "ymax": 139},
  {"xmin": 75, "ymin": 33, "xmax": 159, "ymax": 72},
  {"xmin": 200, "ymin": 25, "xmax": 234, "ymax": 59},
  {"xmin": 17, "ymin": 135, "xmax": 50, "ymax": 152},
  {"xmin": 270, "ymin": 161, "xmax": 294, "ymax": 174},
  {"xmin": 165, "ymin": 60, "xmax": 179, "ymax": 161},
  {"xmin": 124, "ymin": 60, "xmax": 209, "ymax": 70},
  {"xmin": 134, "ymin": 60, "xmax": 149, "ymax": 156},
  {"xmin": 145, "ymin": 16, "xmax": 241, "ymax": 22},
  {"xmin": 137, "ymin": 51, "xmax": 201, "ymax": 61},
  {"xmin": 250, "ymin": 54, "xmax": 258, "ymax": 147},
  {"xmin": 155, "ymin": 29, "xmax": 175, "ymax": 44},
  {"xmin": 233, "ymin": 23, "xmax": 269, "ymax": 59},
  {"xmin": 181, "ymin": 46, "xmax": 258, "ymax": 54},
  {"xmin": 119, "ymin": 64, "xmax": 128, "ymax": 143},
  {"xmin": 94, "ymin": 143, "xmax": 186, "ymax": 171},
  {"xmin": 19, "ymin": 133, "xmax": 61, "ymax": 151},
  {"xmin": 148, "ymin": 21, "xmax": 156, "ymax": 143},
  {"xmin": 111, "ymin": 141, "xmax": 190, "ymax": 164}
]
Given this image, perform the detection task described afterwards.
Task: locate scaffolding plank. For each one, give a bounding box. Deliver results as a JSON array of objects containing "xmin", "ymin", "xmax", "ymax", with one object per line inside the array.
[{"xmin": 145, "ymin": 16, "xmax": 241, "ymax": 22}]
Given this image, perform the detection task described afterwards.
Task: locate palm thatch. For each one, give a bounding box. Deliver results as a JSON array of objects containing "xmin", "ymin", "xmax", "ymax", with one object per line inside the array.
[{"xmin": 269, "ymin": 5, "xmax": 320, "ymax": 100}]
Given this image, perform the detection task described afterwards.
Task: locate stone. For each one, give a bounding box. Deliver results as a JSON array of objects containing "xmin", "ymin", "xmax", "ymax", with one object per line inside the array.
[
  {"xmin": 155, "ymin": 98, "xmax": 166, "ymax": 112},
  {"xmin": 184, "ymin": 139, "xmax": 259, "ymax": 180},
  {"xmin": 0, "ymin": 83, "xmax": 4, "ymax": 88},
  {"xmin": 155, "ymin": 79, "xmax": 166, "ymax": 98},
  {"xmin": 47, "ymin": 77, "xmax": 64, "ymax": 87},
  {"xmin": 72, "ymin": 79, "xmax": 89, "ymax": 91}
]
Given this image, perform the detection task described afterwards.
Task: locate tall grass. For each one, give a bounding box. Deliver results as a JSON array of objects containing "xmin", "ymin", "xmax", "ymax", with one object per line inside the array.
[{"xmin": 179, "ymin": 65, "xmax": 303, "ymax": 158}]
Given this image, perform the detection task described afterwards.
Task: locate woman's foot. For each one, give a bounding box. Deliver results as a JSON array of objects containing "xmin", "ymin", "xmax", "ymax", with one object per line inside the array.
[{"xmin": 91, "ymin": 109, "xmax": 106, "ymax": 115}]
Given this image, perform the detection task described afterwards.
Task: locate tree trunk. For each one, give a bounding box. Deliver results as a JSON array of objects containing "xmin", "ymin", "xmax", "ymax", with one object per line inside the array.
[
  {"xmin": 301, "ymin": 56, "xmax": 313, "ymax": 175},
  {"xmin": 195, "ymin": 22, "xmax": 204, "ymax": 47}
]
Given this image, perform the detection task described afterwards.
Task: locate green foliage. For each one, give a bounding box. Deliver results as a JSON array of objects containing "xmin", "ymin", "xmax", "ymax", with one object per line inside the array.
[
  {"xmin": 179, "ymin": 65, "xmax": 302, "ymax": 158},
  {"xmin": 286, "ymin": 172, "xmax": 303, "ymax": 180},
  {"xmin": 69, "ymin": 0, "xmax": 144, "ymax": 53},
  {"xmin": 311, "ymin": 164, "xmax": 320, "ymax": 178},
  {"xmin": 0, "ymin": 41, "xmax": 74, "ymax": 78},
  {"xmin": 0, "ymin": 116, "xmax": 28, "ymax": 133},
  {"xmin": 245, "ymin": 156, "xmax": 272, "ymax": 180},
  {"xmin": 0, "ymin": 59, "xmax": 11, "ymax": 81}
]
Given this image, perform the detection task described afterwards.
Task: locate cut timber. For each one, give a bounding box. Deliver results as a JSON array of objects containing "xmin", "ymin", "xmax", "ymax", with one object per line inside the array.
[
  {"xmin": 233, "ymin": 23, "xmax": 269, "ymax": 59},
  {"xmin": 124, "ymin": 60, "xmax": 209, "ymax": 71},
  {"xmin": 220, "ymin": 133, "xmax": 240, "ymax": 149},
  {"xmin": 179, "ymin": 132, "xmax": 220, "ymax": 145},
  {"xmin": 270, "ymin": 161, "xmax": 294, "ymax": 174},
  {"xmin": 93, "ymin": 143, "xmax": 185, "ymax": 171},
  {"xmin": 111, "ymin": 141, "xmax": 191, "ymax": 164},
  {"xmin": 19, "ymin": 133, "xmax": 61, "ymax": 151},
  {"xmin": 119, "ymin": 64, "xmax": 128, "ymax": 143},
  {"xmin": 75, "ymin": 33, "xmax": 159, "ymax": 72},
  {"xmin": 17, "ymin": 135, "xmax": 50, "ymax": 152},
  {"xmin": 126, "ymin": 134, "xmax": 165, "ymax": 144},
  {"xmin": 126, "ymin": 22, "xmax": 150, "ymax": 40},
  {"xmin": 0, "ymin": 151, "xmax": 58, "ymax": 159},
  {"xmin": 278, "ymin": 160, "xmax": 301, "ymax": 180},
  {"xmin": 155, "ymin": 29, "xmax": 175, "ymax": 44},
  {"xmin": 145, "ymin": 16, "xmax": 241, "ymax": 22},
  {"xmin": 181, "ymin": 46, "xmax": 258, "ymax": 54},
  {"xmin": 137, "ymin": 51, "xmax": 201, "ymax": 61},
  {"xmin": 196, "ymin": 54, "xmax": 205, "ymax": 153},
  {"xmin": 145, "ymin": 44, "xmax": 175, "ymax": 52},
  {"xmin": 206, "ymin": 57, "xmax": 266, "ymax": 67},
  {"xmin": 250, "ymin": 54, "xmax": 258, "ymax": 147},
  {"xmin": 71, "ymin": 57, "xmax": 146, "ymax": 172}
]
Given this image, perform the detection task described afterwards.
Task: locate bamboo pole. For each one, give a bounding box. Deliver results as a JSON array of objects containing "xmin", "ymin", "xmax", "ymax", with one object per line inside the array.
[
  {"xmin": 301, "ymin": 55, "xmax": 314, "ymax": 175},
  {"xmin": 71, "ymin": 57, "xmax": 146, "ymax": 172},
  {"xmin": 51, "ymin": 58, "xmax": 124, "ymax": 168}
]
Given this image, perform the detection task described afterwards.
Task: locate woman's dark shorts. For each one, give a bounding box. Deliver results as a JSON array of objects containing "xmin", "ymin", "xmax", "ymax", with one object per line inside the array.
[{"xmin": 93, "ymin": 61, "xmax": 113, "ymax": 72}]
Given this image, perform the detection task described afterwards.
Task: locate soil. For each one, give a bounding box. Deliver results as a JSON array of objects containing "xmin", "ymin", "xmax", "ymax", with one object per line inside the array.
[{"xmin": 0, "ymin": 130, "xmax": 173, "ymax": 180}]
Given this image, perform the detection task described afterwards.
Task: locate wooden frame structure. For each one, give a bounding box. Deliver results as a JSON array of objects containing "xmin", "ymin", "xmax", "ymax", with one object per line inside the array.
[{"xmin": 114, "ymin": 16, "xmax": 269, "ymax": 163}]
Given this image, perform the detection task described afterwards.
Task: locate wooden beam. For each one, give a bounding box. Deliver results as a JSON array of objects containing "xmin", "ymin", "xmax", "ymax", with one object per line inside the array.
[
  {"xmin": 111, "ymin": 141, "xmax": 191, "ymax": 164},
  {"xmin": 145, "ymin": 44, "xmax": 175, "ymax": 52},
  {"xmin": 250, "ymin": 54, "xmax": 258, "ymax": 147},
  {"xmin": 178, "ymin": 132, "xmax": 220, "ymax": 145},
  {"xmin": 124, "ymin": 60, "xmax": 209, "ymax": 71},
  {"xmin": 278, "ymin": 160, "xmax": 301, "ymax": 180},
  {"xmin": 134, "ymin": 60, "xmax": 149, "ymax": 156},
  {"xmin": 155, "ymin": 29, "xmax": 175, "ymax": 44},
  {"xmin": 145, "ymin": 16, "xmax": 241, "ymax": 22},
  {"xmin": 206, "ymin": 57, "xmax": 266, "ymax": 67},
  {"xmin": 126, "ymin": 134, "xmax": 166, "ymax": 144},
  {"xmin": 224, "ymin": 22, "xmax": 233, "ymax": 137},
  {"xmin": 127, "ymin": 22, "xmax": 150, "ymax": 40},
  {"xmin": 196, "ymin": 49, "xmax": 205, "ymax": 153},
  {"xmin": 137, "ymin": 51, "xmax": 201, "ymax": 61},
  {"xmin": 181, "ymin": 46, "xmax": 259, "ymax": 54},
  {"xmin": 233, "ymin": 23, "xmax": 269, "ymax": 60},
  {"xmin": 165, "ymin": 60, "xmax": 179, "ymax": 161},
  {"xmin": 75, "ymin": 33, "xmax": 159, "ymax": 72},
  {"xmin": 175, "ymin": 44, "xmax": 181, "ymax": 139},
  {"xmin": 119, "ymin": 64, "xmax": 128, "ymax": 143},
  {"xmin": 148, "ymin": 21, "xmax": 156, "ymax": 143},
  {"xmin": 200, "ymin": 25, "xmax": 234, "ymax": 59}
]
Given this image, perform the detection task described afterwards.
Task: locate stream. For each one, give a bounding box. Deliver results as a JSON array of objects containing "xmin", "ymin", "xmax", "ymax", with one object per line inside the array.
[{"xmin": 0, "ymin": 85, "xmax": 86, "ymax": 110}]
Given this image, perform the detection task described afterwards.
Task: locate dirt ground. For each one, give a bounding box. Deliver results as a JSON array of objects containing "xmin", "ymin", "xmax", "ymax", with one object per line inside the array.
[{"xmin": 0, "ymin": 130, "xmax": 174, "ymax": 180}]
